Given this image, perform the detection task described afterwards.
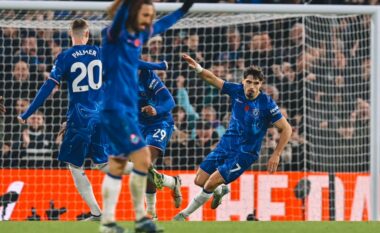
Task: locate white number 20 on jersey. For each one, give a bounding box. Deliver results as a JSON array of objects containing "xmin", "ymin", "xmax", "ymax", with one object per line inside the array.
[{"xmin": 71, "ymin": 60, "xmax": 102, "ymax": 92}]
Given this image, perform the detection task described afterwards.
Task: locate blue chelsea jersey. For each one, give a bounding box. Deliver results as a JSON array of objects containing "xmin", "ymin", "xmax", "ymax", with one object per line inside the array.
[
  {"xmin": 220, "ymin": 81, "xmax": 283, "ymax": 156},
  {"xmin": 138, "ymin": 69, "xmax": 174, "ymax": 125},
  {"xmin": 101, "ymin": 27, "xmax": 150, "ymax": 113},
  {"xmin": 49, "ymin": 45, "xmax": 103, "ymax": 123}
]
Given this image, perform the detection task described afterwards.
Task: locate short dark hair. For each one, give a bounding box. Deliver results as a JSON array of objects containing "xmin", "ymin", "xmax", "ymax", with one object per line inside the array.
[
  {"xmin": 70, "ymin": 18, "xmax": 89, "ymax": 32},
  {"xmin": 243, "ymin": 66, "xmax": 265, "ymax": 81}
]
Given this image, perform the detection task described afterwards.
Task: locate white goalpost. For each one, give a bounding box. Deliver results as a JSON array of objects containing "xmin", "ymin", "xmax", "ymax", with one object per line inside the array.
[{"xmin": 0, "ymin": 1, "xmax": 379, "ymax": 221}]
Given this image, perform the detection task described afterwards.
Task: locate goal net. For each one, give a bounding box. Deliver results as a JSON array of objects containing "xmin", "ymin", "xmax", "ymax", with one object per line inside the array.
[{"xmin": 0, "ymin": 3, "xmax": 373, "ymax": 221}]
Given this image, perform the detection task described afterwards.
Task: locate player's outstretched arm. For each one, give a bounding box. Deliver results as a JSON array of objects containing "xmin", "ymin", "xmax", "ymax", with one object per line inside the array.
[
  {"xmin": 151, "ymin": 0, "xmax": 194, "ymax": 37},
  {"xmin": 18, "ymin": 79, "xmax": 57, "ymax": 124},
  {"xmin": 267, "ymin": 117, "xmax": 292, "ymax": 173},
  {"xmin": 138, "ymin": 59, "xmax": 167, "ymax": 70},
  {"xmin": 107, "ymin": 0, "xmax": 131, "ymax": 42},
  {"xmin": 182, "ymin": 54, "xmax": 224, "ymax": 90}
]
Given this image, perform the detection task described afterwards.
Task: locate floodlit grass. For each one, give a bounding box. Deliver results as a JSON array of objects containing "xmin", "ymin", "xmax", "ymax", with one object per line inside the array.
[{"xmin": 1, "ymin": 221, "xmax": 380, "ymax": 233}]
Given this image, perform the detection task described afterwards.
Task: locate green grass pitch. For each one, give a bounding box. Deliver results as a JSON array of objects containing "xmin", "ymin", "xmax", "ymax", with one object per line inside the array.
[{"xmin": 1, "ymin": 221, "xmax": 380, "ymax": 233}]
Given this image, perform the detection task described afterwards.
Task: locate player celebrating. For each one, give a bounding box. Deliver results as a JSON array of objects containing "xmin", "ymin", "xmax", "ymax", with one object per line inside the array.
[
  {"xmin": 99, "ymin": 0, "xmax": 193, "ymax": 232},
  {"xmin": 138, "ymin": 67, "xmax": 182, "ymax": 220},
  {"xmin": 18, "ymin": 19, "xmax": 105, "ymax": 220},
  {"xmin": 173, "ymin": 54, "xmax": 292, "ymax": 221}
]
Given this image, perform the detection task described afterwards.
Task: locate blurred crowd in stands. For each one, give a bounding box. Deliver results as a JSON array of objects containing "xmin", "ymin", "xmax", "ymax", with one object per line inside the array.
[{"xmin": 0, "ymin": 5, "xmax": 370, "ymax": 171}]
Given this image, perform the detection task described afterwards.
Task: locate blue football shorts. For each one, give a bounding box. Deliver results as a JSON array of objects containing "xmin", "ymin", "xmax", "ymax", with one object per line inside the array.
[
  {"xmin": 100, "ymin": 109, "xmax": 146, "ymax": 157},
  {"xmin": 58, "ymin": 121, "xmax": 108, "ymax": 167},
  {"xmin": 199, "ymin": 145, "xmax": 258, "ymax": 184},
  {"xmin": 140, "ymin": 121, "xmax": 174, "ymax": 156}
]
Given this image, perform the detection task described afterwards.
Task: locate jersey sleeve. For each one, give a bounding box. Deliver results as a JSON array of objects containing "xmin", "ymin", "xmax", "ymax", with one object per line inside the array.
[
  {"xmin": 221, "ymin": 81, "xmax": 241, "ymax": 98},
  {"xmin": 107, "ymin": 2, "xmax": 129, "ymax": 42},
  {"xmin": 149, "ymin": 71, "xmax": 165, "ymax": 94},
  {"xmin": 267, "ymin": 97, "xmax": 283, "ymax": 124},
  {"xmin": 49, "ymin": 53, "xmax": 66, "ymax": 85}
]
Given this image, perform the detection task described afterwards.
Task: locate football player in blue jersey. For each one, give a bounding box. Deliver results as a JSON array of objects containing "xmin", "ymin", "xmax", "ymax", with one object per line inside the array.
[
  {"xmin": 138, "ymin": 68, "xmax": 182, "ymax": 220},
  {"xmin": 100, "ymin": 0, "xmax": 193, "ymax": 232},
  {"xmin": 173, "ymin": 54, "xmax": 292, "ymax": 221},
  {"xmin": 17, "ymin": 19, "xmax": 106, "ymax": 221}
]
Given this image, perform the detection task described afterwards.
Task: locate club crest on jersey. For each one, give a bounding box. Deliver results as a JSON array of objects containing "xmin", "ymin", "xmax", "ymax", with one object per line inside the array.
[{"xmin": 130, "ymin": 134, "xmax": 140, "ymax": 144}]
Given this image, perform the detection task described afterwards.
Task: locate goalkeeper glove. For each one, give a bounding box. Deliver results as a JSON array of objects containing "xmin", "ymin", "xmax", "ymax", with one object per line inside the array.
[{"xmin": 180, "ymin": 0, "xmax": 194, "ymax": 13}]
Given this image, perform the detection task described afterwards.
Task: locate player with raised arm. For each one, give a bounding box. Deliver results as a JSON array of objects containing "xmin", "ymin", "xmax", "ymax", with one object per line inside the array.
[
  {"xmin": 173, "ymin": 54, "xmax": 292, "ymax": 221},
  {"xmin": 17, "ymin": 19, "xmax": 105, "ymax": 221},
  {"xmin": 99, "ymin": 0, "xmax": 193, "ymax": 232}
]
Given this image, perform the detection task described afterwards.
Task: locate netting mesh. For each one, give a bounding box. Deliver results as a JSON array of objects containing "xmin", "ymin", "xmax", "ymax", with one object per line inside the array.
[{"xmin": 0, "ymin": 6, "xmax": 371, "ymax": 221}]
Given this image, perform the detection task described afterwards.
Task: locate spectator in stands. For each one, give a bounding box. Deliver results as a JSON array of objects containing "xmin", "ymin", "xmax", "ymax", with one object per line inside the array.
[
  {"xmin": 262, "ymin": 84, "xmax": 279, "ymax": 102},
  {"xmin": 244, "ymin": 32, "xmax": 276, "ymax": 75},
  {"xmin": 15, "ymin": 36, "xmax": 44, "ymax": 72},
  {"xmin": 171, "ymin": 106, "xmax": 190, "ymax": 145},
  {"xmin": 21, "ymin": 111, "xmax": 55, "ymax": 158},
  {"xmin": 349, "ymin": 99, "xmax": 369, "ymax": 168},
  {"xmin": 0, "ymin": 61, "xmax": 39, "ymax": 124},
  {"xmin": 175, "ymin": 74, "xmax": 199, "ymax": 127},
  {"xmin": 202, "ymin": 62, "xmax": 231, "ymax": 115},
  {"xmin": 173, "ymin": 31, "xmax": 205, "ymax": 93},
  {"xmin": 147, "ymin": 35, "xmax": 165, "ymax": 62},
  {"xmin": 217, "ymin": 26, "xmax": 244, "ymax": 69},
  {"xmin": 185, "ymin": 121, "xmax": 219, "ymax": 170},
  {"xmin": 2, "ymin": 61, "xmax": 39, "ymax": 99},
  {"xmin": 200, "ymin": 105, "xmax": 226, "ymax": 138},
  {"xmin": 164, "ymin": 106, "xmax": 190, "ymax": 170},
  {"xmin": 51, "ymin": 42, "xmax": 62, "ymax": 59},
  {"xmin": 286, "ymin": 23, "xmax": 304, "ymax": 64},
  {"xmin": 0, "ymin": 27, "xmax": 20, "ymax": 74}
]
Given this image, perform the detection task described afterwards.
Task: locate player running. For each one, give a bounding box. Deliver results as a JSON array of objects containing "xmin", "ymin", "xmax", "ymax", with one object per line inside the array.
[
  {"xmin": 99, "ymin": 1, "xmax": 193, "ymax": 232},
  {"xmin": 173, "ymin": 54, "xmax": 292, "ymax": 221}
]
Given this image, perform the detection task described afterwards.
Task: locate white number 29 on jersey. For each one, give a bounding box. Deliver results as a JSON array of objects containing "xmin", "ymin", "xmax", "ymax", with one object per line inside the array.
[
  {"xmin": 153, "ymin": 129, "xmax": 167, "ymax": 141},
  {"xmin": 71, "ymin": 60, "xmax": 102, "ymax": 93}
]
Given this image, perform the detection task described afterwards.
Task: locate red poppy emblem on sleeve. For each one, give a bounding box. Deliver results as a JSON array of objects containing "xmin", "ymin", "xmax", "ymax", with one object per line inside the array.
[
  {"xmin": 134, "ymin": 39, "xmax": 141, "ymax": 47},
  {"xmin": 244, "ymin": 105, "xmax": 250, "ymax": 112}
]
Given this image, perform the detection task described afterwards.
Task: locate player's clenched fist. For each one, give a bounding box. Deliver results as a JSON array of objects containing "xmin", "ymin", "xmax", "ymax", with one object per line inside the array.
[{"xmin": 141, "ymin": 105, "xmax": 157, "ymax": 116}]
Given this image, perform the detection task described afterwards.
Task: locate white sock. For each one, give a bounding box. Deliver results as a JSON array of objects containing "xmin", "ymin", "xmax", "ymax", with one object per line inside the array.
[
  {"xmin": 145, "ymin": 192, "xmax": 157, "ymax": 217},
  {"xmin": 181, "ymin": 189, "xmax": 212, "ymax": 217},
  {"xmin": 99, "ymin": 161, "xmax": 134, "ymax": 175},
  {"xmin": 213, "ymin": 185, "xmax": 223, "ymax": 195},
  {"xmin": 130, "ymin": 169, "xmax": 147, "ymax": 221},
  {"xmin": 101, "ymin": 173, "xmax": 122, "ymax": 224},
  {"xmin": 162, "ymin": 174, "xmax": 176, "ymax": 190},
  {"xmin": 69, "ymin": 165, "xmax": 101, "ymax": 216}
]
